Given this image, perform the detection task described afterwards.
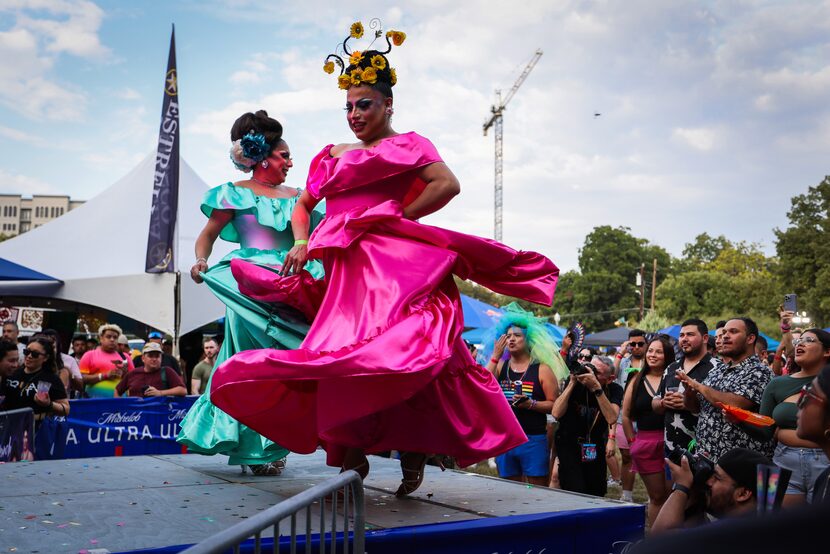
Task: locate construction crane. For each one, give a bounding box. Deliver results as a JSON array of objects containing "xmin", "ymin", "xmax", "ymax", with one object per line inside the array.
[{"xmin": 483, "ymin": 49, "xmax": 543, "ymax": 242}]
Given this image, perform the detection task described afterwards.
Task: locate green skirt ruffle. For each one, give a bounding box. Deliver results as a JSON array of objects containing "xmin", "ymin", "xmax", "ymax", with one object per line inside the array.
[{"xmin": 177, "ymin": 248, "xmax": 324, "ymax": 465}]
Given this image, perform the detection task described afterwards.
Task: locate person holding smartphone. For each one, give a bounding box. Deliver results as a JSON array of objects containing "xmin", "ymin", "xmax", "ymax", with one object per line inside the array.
[
  {"xmin": 485, "ymin": 308, "xmax": 564, "ymax": 486},
  {"xmin": 78, "ymin": 324, "xmax": 133, "ymax": 398}
]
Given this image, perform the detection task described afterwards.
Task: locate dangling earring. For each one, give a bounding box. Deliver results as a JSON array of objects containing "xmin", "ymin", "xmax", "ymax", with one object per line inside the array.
[
  {"xmin": 386, "ymin": 108, "xmax": 394, "ymax": 116},
  {"xmin": 261, "ymin": 160, "xmax": 269, "ymax": 169}
]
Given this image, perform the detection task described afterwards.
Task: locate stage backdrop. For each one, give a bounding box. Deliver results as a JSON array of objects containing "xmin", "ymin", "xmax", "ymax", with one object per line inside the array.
[{"xmin": 57, "ymin": 397, "xmax": 196, "ymax": 458}]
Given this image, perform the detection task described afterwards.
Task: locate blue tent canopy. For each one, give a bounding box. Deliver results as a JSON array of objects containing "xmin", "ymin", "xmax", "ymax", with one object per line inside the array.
[
  {"xmin": 0, "ymin": 257, "xmax": 60, "ymax": 281},
  {"xmin": 459, "ymin": 294, "xmax": 503, "ymax": 329}
]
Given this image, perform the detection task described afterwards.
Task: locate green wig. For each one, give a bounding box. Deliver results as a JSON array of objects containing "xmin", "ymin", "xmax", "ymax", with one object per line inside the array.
[{"xmin": 481, "ymin": 302, "xmax": 569, "ymax": 380}]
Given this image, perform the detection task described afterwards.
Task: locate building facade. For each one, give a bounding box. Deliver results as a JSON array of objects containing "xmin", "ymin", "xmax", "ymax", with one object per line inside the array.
[{"xmin": 0, "ymin": 194, "xmax": 85, "ymax": 237}]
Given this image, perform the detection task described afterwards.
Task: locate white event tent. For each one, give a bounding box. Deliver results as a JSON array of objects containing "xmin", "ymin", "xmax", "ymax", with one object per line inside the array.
[{"xmin": 0, "ymin": 154, "xmax": 233, "ymax": 337}]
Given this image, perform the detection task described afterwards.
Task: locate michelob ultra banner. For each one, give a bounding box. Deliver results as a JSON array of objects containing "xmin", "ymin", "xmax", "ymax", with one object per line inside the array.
[
  {"xmin": 61, "ymin": 396, "xmax": 196, "ymax": 459},
  {"xmin": 145, "ymin": 25, "xmax": 180, "ymax": 273}
]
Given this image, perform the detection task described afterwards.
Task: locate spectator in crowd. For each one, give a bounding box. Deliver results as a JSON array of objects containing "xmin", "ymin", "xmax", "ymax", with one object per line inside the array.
[
  {"xmin": 37, "ymin": 329, "xmax": 83, "ymax": 399},
  {"xmin": 577, "ymin": 347, "xmax": 596, "ymax": 364},
  {"xmin": 677, "ymin": 317, "xmax": 774, "ymax": 461},
  {"xmin": 553, "ymin": 355, "xmax": 623, "ymax": 497},
  {"xmin": 729, "ymin": 328, "xmax": 830, "ymax": 507},
  {"xmin": 0, "ymin": 339, "xmax": 19, "ymax": 407},
  {"xmin": 755, "ymin": 335, "xmax": 769, "ymax": 368},
  {"xmin": 78, "ymin": 324, "xmax": 133, "ymax": 398},
  {"xmin": 486, "ymin": 309, "xmax": 563, "ymax": 486},
  {"xmin": 71, "ymin": 335, "xmax": 87, "ymax": 362},
  {"xmin": 613, "ymin": 329, "xmax": 647, "ymax": 501},
  {"xmin": 773, "ymin": 310, "xmax": 799, "ymax": 376},
  {"xmin": 191, "ymin": 337, "xmax": 220, "ymax": 395},
  {"xmin": 653, "ymin": 319, "xmax": 721, "ymax": 453},
  {"xmin": 1, "ymin": 337, "xmax": 69, "ymax": 419},
  {"xmin": 653, "ymin": 447, "xmax": 772, "ymax": 533},
  {"xmin": 133, "ymin": 331, "xmax": 181, "ymax": 375},
  {"xmin": 623, "ymin": 335, "xmax": 675, "ymax": 526},
  {"xmin": 706, "ymin": 335, "xmax": 716, "ymax": 356},
  {"xmin": 117, "ymin": 334, "xmax": 132, "ymax": 355},
  {"xmin": 2, "ymin": 321, "xmax": 24, "ymax": 358},
  {"xmin": 85, "ymin": 336, "xmax": 98, "ymax": 353},
  {"xmin": 796, "ymin": 363, "xmax": 830, "ymax": 503},
  {"xmin": 115, "ymin": 342, "xmax": 186, "ymax": 398},
  {"xmin": 714, "ymin": 320, "xmax": 731, "ymax": 364}
]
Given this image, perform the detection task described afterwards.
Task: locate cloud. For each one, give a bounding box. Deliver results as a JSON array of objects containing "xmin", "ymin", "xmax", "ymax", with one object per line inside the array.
[
  {"xmin": 672, "ymin": 127, "xmax": 717, "ymax": 151},
  {"xmin": 0, "ymin": 168, "xmax": 60, "ymax": 195},
  {"xmin": 115, "ymin": 87, "xmax": 141, "ymax": 100},
  {"xmin": 0, "ymin": 0, "xmax": 110, "ymax": 121}
]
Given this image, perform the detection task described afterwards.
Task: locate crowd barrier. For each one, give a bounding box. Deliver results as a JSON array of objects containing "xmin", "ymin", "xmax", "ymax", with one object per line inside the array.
[
  {"xmin": 33, "ymin": 396, "xmax": 197, "ymax": 460},
  {"xmin": 0, "ymin": 407, "xmax": 35, "ymax": 462}
]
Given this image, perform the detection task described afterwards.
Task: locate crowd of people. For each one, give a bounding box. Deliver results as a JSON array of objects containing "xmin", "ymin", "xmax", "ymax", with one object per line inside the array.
[
  {"xmin": 481, "ymin": 308, "xmax": 830, "ymax": 537},
  {"xmin": 2, "ymin": 20, "xmax": 828, "ymax": 549}
]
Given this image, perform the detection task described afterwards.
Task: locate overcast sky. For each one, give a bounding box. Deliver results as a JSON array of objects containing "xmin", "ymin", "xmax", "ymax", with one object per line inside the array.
[{"xmin": 0, "ymin": 0, "xmax": 828, "ymax": 272}]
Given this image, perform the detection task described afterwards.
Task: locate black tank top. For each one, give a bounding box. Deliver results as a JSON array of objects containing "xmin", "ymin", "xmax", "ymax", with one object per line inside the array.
[
  {"xmin": 630, "ymin": 374, "xmax": 664, "ymax": 431},
  {"xmin": 499, "ymin": 361, "xmax": 547, "ymax": 435}
]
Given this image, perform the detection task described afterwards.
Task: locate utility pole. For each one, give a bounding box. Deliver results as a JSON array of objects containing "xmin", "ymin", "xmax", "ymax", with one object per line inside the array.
[
  {"xmin": 483, "ymin": 49, "xmax": 542, "ymax": 242},
  {"xmin": 639, "ymin": 263, "xmax": 645, "ymax": 320},
  {"xmin": 650, "ymin": 258, "xmax": 657, "ymax": 310}
]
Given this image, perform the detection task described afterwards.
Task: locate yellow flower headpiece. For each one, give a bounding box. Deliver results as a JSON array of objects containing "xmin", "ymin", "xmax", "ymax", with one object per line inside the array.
[{"xmin": 322, "ymin": 18, "xmax": 404, "ymax": 90}]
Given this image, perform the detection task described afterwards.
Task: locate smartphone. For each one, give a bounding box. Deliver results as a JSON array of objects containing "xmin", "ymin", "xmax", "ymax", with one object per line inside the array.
[{"xmin": 783, "ymin": 293, "xmax": 797, "ymax": 313}]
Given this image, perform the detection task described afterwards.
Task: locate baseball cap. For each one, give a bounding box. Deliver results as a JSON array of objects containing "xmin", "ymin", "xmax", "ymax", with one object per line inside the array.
[
  {"xmin": 117, "ymin": 335, "xmax": 129, "ymax": 345},
  {"xmin": 142, "ymin": 342, "xmax": 163, "ymax": 354},
  {"xmin": 717, "ymin": 448, "xmax": 773, "ymax": 491},
  {"xmin": 147, "ymin": 331, "xmax": 163, "ymax": 340}
]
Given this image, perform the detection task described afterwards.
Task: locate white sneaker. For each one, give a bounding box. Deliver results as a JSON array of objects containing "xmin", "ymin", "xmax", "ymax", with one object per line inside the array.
[{"xmin": 607, "ymin": 478, "xmax": 621, "ymax": 487}]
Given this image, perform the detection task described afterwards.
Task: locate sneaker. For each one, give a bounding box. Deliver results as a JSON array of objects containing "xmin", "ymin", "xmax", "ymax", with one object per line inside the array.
[{"xmin": 607, "ymin": 478, "xmax": 621, "ymax": 487}]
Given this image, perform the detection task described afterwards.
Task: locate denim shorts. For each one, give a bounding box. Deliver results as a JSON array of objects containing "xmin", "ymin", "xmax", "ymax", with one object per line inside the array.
[
  {"xmin": 496, "ymin": 433, "xmax": 548, "ymax": 478},
  {"xmin": 773, "ymin": 443, "xmax": 830, "ymax": 501}
]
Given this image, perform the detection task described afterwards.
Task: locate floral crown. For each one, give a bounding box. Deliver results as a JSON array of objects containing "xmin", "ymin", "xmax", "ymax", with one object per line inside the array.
[
  {"xmin": 229, "ymin": 131, "xmax": 271, "ymax": 173},
  {"xmin": 323, "ymin": 19, "xmax": 406, "ymax": 90}
]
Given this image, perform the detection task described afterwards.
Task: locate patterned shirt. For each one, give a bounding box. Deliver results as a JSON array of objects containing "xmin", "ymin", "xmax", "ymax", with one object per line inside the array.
[
  {"xmin": 657, "ymin": 354, "xmax": 722, "ymax": 453},
  {"xmin": 695, "ymin": 354, "xmax": 774, "ymax": 461}
]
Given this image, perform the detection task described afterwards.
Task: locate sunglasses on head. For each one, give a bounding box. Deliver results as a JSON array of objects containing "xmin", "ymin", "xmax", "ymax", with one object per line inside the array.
[
  {"xmin": 797, "ymin": 384, "xmax": 826, "ymax": 409},
  {"xmin": 23, "ymin": 348, "xmax": 45, "ymax": 359}
]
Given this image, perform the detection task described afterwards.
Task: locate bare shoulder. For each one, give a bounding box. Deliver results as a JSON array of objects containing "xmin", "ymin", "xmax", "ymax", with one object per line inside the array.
[{"xmin": 329, "ymin": 143, "xmax": 355, "ymax": 157}]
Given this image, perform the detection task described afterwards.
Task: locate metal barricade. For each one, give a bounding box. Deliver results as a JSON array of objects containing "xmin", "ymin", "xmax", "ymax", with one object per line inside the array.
[{"xmin": 181, "ymin": 469, "xmax": 365, "ymax": 554}]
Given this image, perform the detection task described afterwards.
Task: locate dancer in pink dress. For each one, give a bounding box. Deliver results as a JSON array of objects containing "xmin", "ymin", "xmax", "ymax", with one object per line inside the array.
[{"xmin": 210, "ymin": 21, "xmax": 559, "ymax": 496}]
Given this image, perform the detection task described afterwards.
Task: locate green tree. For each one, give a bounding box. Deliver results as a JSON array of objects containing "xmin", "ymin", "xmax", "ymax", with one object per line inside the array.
[{"xmin": 775, "ymin": 175, "xmax": 830, "ymax": 325}]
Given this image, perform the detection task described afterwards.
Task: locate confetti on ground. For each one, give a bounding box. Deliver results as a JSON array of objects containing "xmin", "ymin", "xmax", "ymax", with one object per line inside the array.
[
  {"xmin": 42, "ymin": 520, "xmax": 53, "ymax": 524},
  {"xmin": 116, "ymin": 522, "xmax": 125, "ymax": 527},
  {"xmin": 24, "ymin": 515, "xmax": 36, "ymax": 520},
  {"xmin": 90, "ymin": 539, "xmax": 98, "ymax": 544},
  {"xmin": 200, "ymin": 517, "xmax": 215, "ymax": 522},
  {"xmin": 57, "ymin": 524, "xmax": 68, "ymax": 528},
  {"xmin": 69, "ymin": 522, "xmax": 82, "ymax": 526}
]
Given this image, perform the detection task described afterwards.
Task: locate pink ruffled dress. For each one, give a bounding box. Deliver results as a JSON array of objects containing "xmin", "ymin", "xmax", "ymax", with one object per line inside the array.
[{"xmin": 210, "ymin": 132, "xmax": 559, "ymax": 467}]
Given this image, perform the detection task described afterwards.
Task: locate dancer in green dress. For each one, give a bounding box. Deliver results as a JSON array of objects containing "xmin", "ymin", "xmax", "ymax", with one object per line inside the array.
[{"xmin": 177, "ymin": 110, "xmax": 324, "ymax": 474}]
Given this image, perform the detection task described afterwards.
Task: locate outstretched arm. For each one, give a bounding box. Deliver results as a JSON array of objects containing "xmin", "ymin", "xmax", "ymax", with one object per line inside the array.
[
  {"xmin": 191, "ymin": 210, "xmax": 233, "ymax": 283},
  {"xmin": 404, "ymin": 162, "xmax": 460, "ymax": 220}
]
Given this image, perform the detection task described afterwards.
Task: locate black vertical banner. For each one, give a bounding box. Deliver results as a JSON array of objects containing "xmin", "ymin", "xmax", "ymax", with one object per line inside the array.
[{"xmin": 145, "ymin": 25, "xmax": 179, "ymax": 273}]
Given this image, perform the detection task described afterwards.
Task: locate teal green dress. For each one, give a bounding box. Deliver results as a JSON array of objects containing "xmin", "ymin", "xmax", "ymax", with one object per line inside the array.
[{"xmin": 177, "ymin": 182, "xmax": 324, "ymax": 465}]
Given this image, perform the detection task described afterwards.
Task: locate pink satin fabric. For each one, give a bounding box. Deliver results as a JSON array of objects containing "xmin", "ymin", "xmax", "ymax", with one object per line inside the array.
[{"xmin": 211, "ymin": 132, "xmax": 560, "ymax": 467}]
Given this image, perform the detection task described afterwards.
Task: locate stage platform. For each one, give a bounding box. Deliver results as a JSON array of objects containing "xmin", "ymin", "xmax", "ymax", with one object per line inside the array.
[{"xmin": 0, "ymin": 450, "xmax": 643, "ymax": 553}]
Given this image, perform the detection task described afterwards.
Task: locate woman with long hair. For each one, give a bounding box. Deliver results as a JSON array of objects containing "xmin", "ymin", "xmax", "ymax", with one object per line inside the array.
[
  {"xmin": 623, "ymin": 334, "xmax": 675, "ymax": 526},
  {"xmin": 209, "ymin": 21, "xmax": 559, "ymax": 496},
  {"xmin": 3, "ymin": 337, "xmax": 69, "ymax": 419},
  {"xmin": 796, "ymin": 363, "xmax": 830, "ymax": 503},
  {"xmin": 732, "ymin": 328, "xmax": 830, "ymax": 505},
  {"xmin": 177, "ymin": 110, "xmax": 324, "ymax": 476}
]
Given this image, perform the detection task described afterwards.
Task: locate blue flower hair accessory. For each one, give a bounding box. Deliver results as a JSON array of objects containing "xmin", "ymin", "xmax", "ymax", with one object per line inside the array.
[{"xmin": 229, "ymin": 131, "xmax": 271, "ymax": 173}]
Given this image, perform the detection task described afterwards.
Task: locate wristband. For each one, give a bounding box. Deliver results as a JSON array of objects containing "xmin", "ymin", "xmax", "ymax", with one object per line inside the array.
[
  {"xmin": 294, "ymin": 239, "xmax": 309, "ymax": 246},
  {"xmin": 780, "ymin": 325, "xmax": 791, "ymax": 333},
  {"xmin": 615, "ymin": 354, "xmax": 623, "ymax": 359},
  {"xmin": 195, "ymin": 257, "xmax": 207, "ymax": 264},
  {"xmin": 489, "ymin": 357, "xmax": 500, "ymax": 364},
  {"xmin": 672, "ymin": 483, "xmax": 691, "ymax": 495},
  {"xmin": 529, "ymin": 399, "xmax": 537, "ymax": 410}
]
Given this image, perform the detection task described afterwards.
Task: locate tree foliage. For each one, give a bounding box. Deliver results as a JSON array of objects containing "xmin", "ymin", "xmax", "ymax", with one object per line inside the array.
[{"xmin": 775, "ymin": 175, "xmax": 830, "ymax": 325}]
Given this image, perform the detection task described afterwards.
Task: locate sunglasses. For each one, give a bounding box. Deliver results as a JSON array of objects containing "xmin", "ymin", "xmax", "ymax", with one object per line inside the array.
[
  {"xmin": 577, "ymin": 354, "xmax": 592, "ymax": 360},
  {"xmin": 793, "ymin": 337, "xmax": 819, "ymax": 347},
  {"xmin": 22, "ymin": 348, "xmax": 45, "ymax": 359},
  {"xmin": 629, "ymin": 342, "xmax": 646, "ymax": 347},
  {"xmin": 797, "ymin": 384, "xmax": 826, "ymax": 409}
]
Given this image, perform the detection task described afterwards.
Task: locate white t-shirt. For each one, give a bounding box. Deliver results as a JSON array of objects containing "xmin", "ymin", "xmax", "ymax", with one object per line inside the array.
[{"xmin": 61, "ymin": 352, "xmax": 82, "ymax": 380}]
